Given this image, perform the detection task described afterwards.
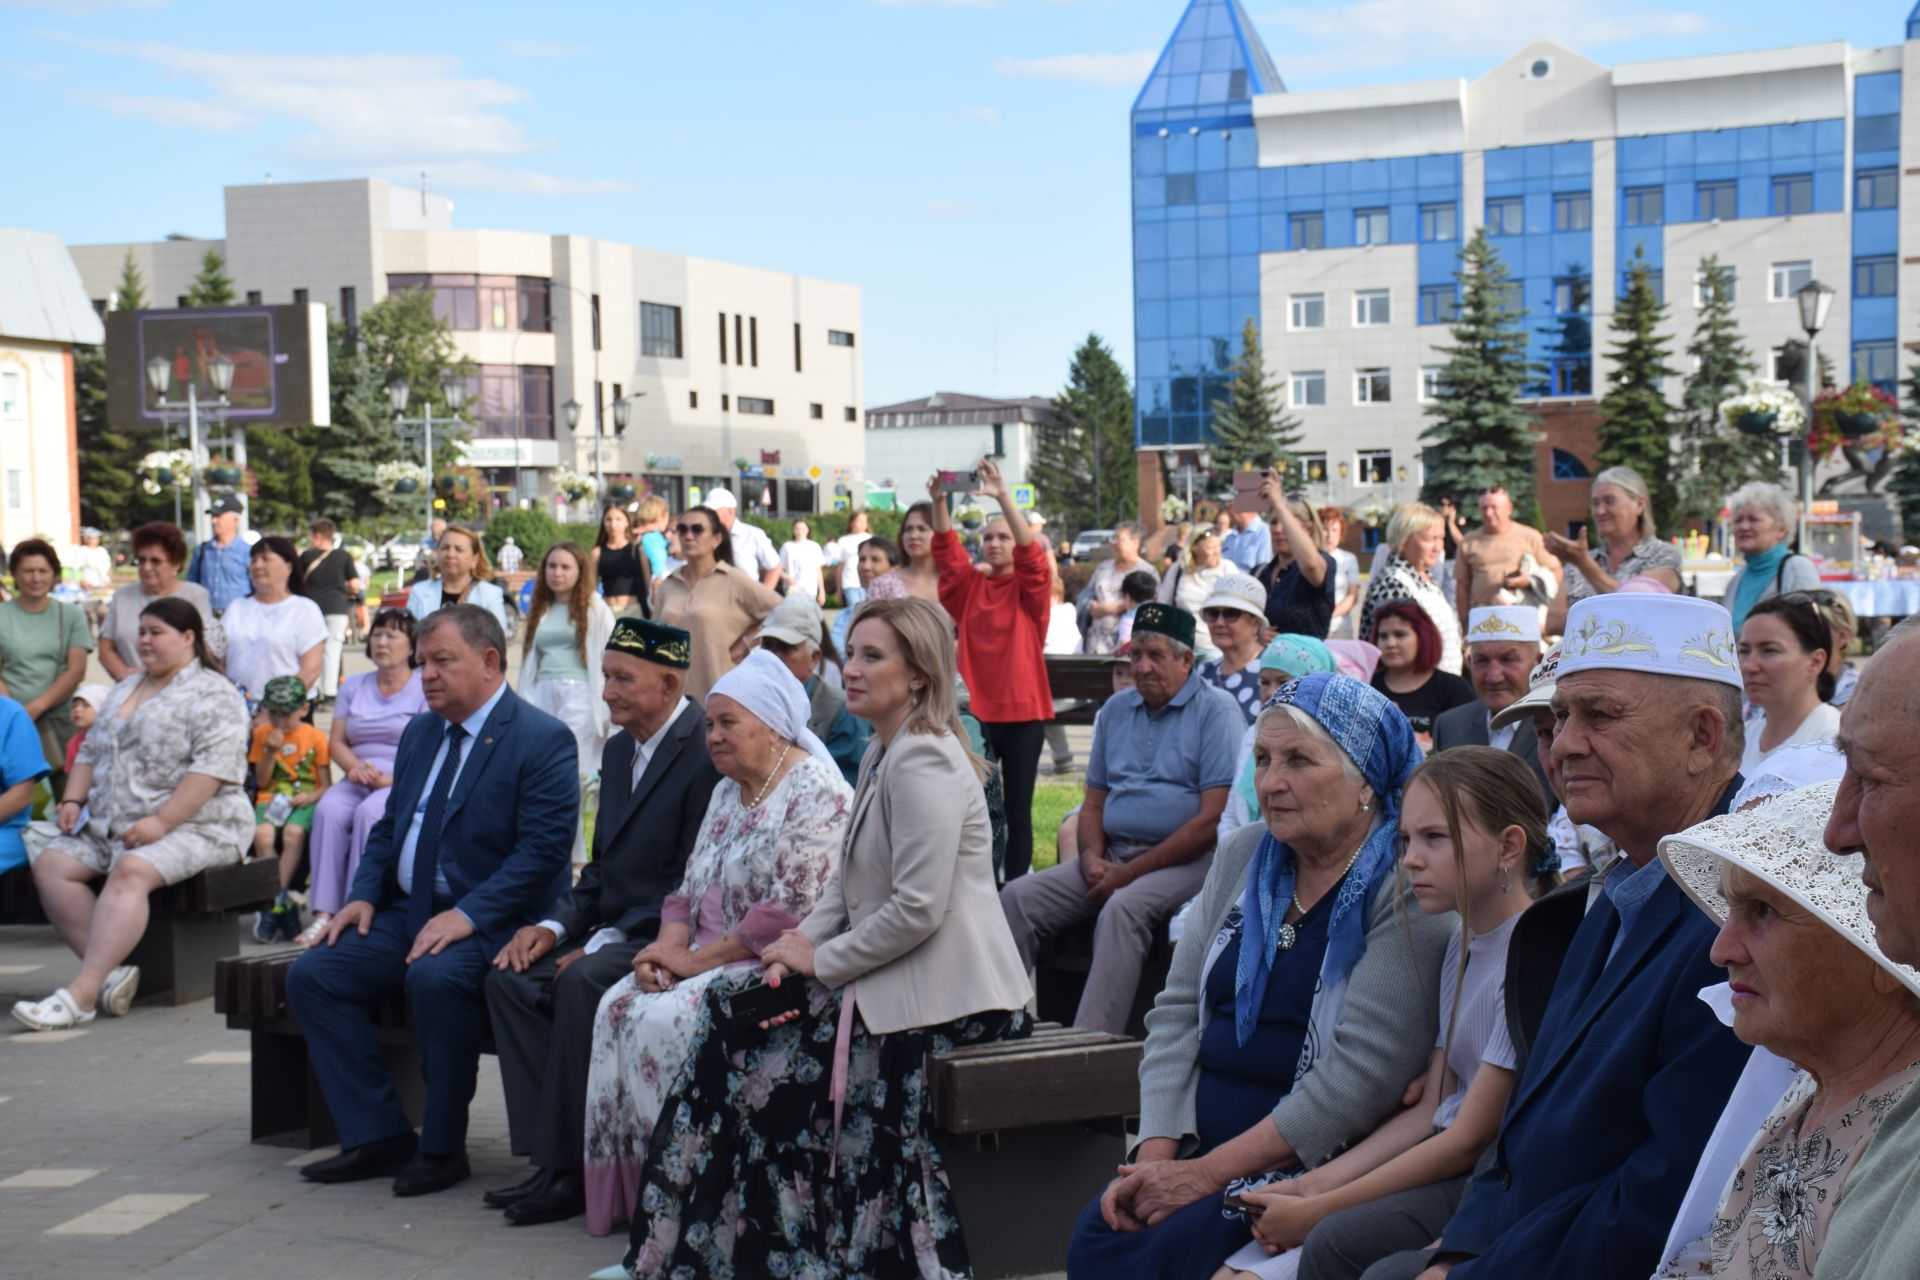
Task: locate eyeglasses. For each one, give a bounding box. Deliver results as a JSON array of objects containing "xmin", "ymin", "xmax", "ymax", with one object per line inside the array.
[
  {"xmin": 1201, "ymin": 607, "xmax": 1249, "ymax": 623},
  {"xmin": 674, "ymin": 522, "xmax": 709, "ymax": 537}
]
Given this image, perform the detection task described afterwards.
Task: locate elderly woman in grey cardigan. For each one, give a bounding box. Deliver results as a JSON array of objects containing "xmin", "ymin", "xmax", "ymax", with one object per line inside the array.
[{"xmin": 1067, "ymin": 673, "xmax": 1452, "ymax": 1280}]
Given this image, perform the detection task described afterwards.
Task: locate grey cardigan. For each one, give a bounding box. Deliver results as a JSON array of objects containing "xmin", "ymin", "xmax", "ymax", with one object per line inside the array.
[{"xmin": 1136, "ymin": 821, "xmax": 1454, "ymax": 1168}]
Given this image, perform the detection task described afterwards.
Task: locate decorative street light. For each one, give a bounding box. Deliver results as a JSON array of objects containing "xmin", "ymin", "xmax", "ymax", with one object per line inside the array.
[
  {"xmin": 390, "ymin": 377, "xmax": 468, "ymax": 538},
  {"xmin": 146, "ymin": 352, "xmax": 236, "ymax": 541},
  {"xmin": 1793, "ymin": 278, "xmax": 1836, "ymax": 538}
]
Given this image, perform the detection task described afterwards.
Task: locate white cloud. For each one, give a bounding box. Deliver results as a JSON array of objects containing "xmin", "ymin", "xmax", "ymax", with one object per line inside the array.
[
  {"xmin": 1256, "ymin": 0, "xmax": 1716, "ymax": 74},
  {"xmin": 992, "ymin": 50, "xmax": 1157, "ymax": 87},
  {"xmin": 964, "ymin": 105, "xmax": 1002, "ymax": 125},
  {"xmin": 49, "ymin": 34, "xmax": 623, "ymax": 196}
]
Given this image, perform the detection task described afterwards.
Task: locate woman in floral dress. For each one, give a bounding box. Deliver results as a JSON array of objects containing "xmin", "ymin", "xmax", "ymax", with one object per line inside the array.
[
  {"xmin": 581, "ymin": 648, "xmax": 851, "ymax": 1236},
  {"xmin": 597, "ymin": 595, "xmax": 1032, "ymax": 1280}
]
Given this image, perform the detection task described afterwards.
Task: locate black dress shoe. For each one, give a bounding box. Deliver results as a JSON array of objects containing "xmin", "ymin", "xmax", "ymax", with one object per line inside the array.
[
  {"xmin": 483, "ymin": 1167, "xmax": 553, "ymax": 1209},
  {"xmin": 503, "ymin": 1170, "xmax": 585, "ymax": 1226},
  {"xmin": 301, "ymin": 1133, "xmax": 419, "ymax": 1184},
  {"xmin": 392, "ymin": 1149, "xmax": 471, "ymax": 1197}
]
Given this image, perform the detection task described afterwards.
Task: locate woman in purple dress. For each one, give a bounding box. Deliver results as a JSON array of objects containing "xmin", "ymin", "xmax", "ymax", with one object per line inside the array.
[{"xmin": 298, "ymin": 609, "xmax": 425, "ymax": 945}]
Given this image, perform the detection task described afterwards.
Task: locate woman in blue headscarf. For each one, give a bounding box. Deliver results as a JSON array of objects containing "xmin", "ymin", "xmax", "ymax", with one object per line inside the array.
[{"xmin": 1067, "ymin": 673, "xmax": 1454, "ymax": 1280}]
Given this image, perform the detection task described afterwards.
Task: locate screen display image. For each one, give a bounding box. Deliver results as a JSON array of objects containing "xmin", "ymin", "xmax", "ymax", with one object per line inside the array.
[
  {"xmin": 106, "ymin": 303, "xmax": 329, "ymax": 431},
  {"xmin": 139, "ymin": 310, "xmax": 277, "ymax": 416}
]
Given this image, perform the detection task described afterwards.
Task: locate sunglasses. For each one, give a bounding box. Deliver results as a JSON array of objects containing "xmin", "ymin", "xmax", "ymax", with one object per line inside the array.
[
  {"xmin": 674, "ymin": 522, "xmax": 710, "ymax": 537},
  {"xmin": 1202, "ymin": 607, "xmax": 1251, "ymax": 623}
]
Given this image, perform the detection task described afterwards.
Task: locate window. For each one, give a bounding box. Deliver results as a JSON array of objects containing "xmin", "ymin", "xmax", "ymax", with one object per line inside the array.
[
  {"xmin": 1770, "ymin": 261, "xmax": 1813, "ymax": 301},
  {"xmin": 1290, "ymin": 212, "xmax": 1325, "ymax": 250},
  {"xmin": 1296, "ymin": 453, "xmax": 1328, "ymax": 484},
  {"xmin": 1857, "ymin": 115, "xmax": 1900, "ymax": 153},
  {"xmin": 340, "ymin": 286, "xmax": 358, "ymax": 336},
  {"xmin": 689, "ymin": 390, "xmax": 699, "ymax": 409},
  {"xmin": 734, "ymin": 315, "xmax": 744, "ymax": 366},
  {"xmin": 721, "ymin": 394, "xmax": 730, "ymax": 410},
  {"xmin": 738, "ymin": 396, "xmax": 774, "ymax": 415},
  {"xmin": 1552, "ymin": 449, "xmax": 1592, "ymax": 480},
  {"xmin": 1551, "ymin": 358, "xmax": 1592, "ymax": 397},
  {"xmin": 749, "ymin": 317, "xmax": 759, "ymax": 367},
  {"xmin": 1623, "ymin": 187, "xmax": 1664, "ymax": 227},
  {"xmin": 1166, "ymin": 173, "xmax": 1197, "ymax": 205},
  {"xmin": 827, "ymin": 329, "xmax": 855, "ymax": 348},
  {"xmin": 1354, "ymin": 289, "xmax": 1391, "ymax": 327},
  {"xmin": 1420, "ymin": 203, "xmax": 1457, "ymax": 242},
  {"xmin": 0, "ymin": 369, "xmax": 19, "ymax": 415},
  {"xmin": 1553, "ymin": 276, "xmax": 1591, "ymax": 314},
  {"xmin": 1290, "ymin": 371, "xmax": 1326, "ymax": 407},
  {"xmin": 844, "ymin": 406, "xmax": 858, "ymax": 422},
  {"xmin": 1697, "ymin": 180, "xmax": 1736, "ymax": 221},
  {"xmin": 1857, "ymin": 167, "xmax": 1898, "ymax": 210},
  {"xmin": 387, "ymin": 274, "xmax": 548, "ymax": 332},
  {"xmin": 1855, "ymin": 255, "xmax": 1897, "ymax": 298},
  {"xmin": 1553, "ymin": 192, "xmax": 1592, "ymax": 231},
  {"xmin": 1420, "ymin": 366, "xmax": 1445, "ymax": 402},
  {"xmin": 245, "ymin": 290, "xmax": 262, "ymax": 305},
  {"xmin": 590, "ymin": 293, "xmax": 602, "ymax": 351},
  {"xmin": 1695, "ymin": 267, "xmax": 1737, "ymax": 307},
  {"xmin": 1354, "ymin": 450, "xmax": 1392, "ymax": 485},
  {"xmin": 1354, "ymin": 208, "xmax": 1389, "ymax": 246},
  {"xmin": 1418, "ymin": 285, "xmax": 1457, "ymax": 325},
  {"xmin": 471, "ymin": 364, "xmax": 554, "ymax": 440},
  {"xmin": 1856, "ymin": 340, "xmax": 1897, "ymax": 390},
  {"xmin": 640, "ymin": 302, "xmax": 683, "ymax": 358},
  {"xmin": 1289, "ymin": 293, "xmax": 1325, "ymax": 330},
  {"xmin": 794, "ymin": 323, "xmax": 803, "ymax": 372},
  {"xmin": 292, "ymin": 288, "xmax": 309, "ymax": 306},
  {"xmin": 1771, "ymin": 346, "xmax": 1796, "ymax": 382},
  {"xmin": 4, "ymin": 469, "xmax": 19, "ymax": 512},
  {"xmin": 1771, "ymin": 174, "xmax": 1813, "ymax": 217},
  {"xmin": 809, "ymin": 403, "xmax": 824, "ymax": 419},
  {"xmin": 1485, "ymin": 197, "xmax": 1523, "ymax": 236},
  {"xmin": 718, "ymin": 312, "xmax": 728, "ymax": 363},
  {"xmin": 1355, "ymin": 368, "xmax": 1391, "ymax": 403},
  {"xmin": 516, "ymin": 278, "xmax": 551, "ymax": 332},
  {"xmin": 1625, "ymin": 269, "xmax": 1667, "ymax": 304}
]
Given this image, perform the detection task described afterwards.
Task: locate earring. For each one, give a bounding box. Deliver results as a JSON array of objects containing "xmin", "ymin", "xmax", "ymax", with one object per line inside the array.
[{"xmin": 1500, "ymin": 868, "xmax": 1512, "ymax": 894}]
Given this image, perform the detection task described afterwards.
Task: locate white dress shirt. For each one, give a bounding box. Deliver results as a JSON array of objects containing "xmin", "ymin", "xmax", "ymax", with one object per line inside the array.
[
  {"xmin": 1486, "ymin": 711, "xmax": 1518, "ymax": 753},
  {"xmin": 396, "ymin": 680, "xmax": 509, "ymax": 909}
]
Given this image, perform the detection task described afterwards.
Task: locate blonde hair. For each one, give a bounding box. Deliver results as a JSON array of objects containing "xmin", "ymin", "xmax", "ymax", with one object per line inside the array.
[
  {"xmin": 847, "ymin": 596, "xmax": 993, "ymax": 783},
  {"xmin": 1385, "ymin": 503, "xmax": 1442, "ymax": 561},
  {"xmin": 1270, "ymin": 497, "xmax": 1325, "ymax": 552},
  {"xmin": 1591, "ymin": 466, "xmax": 1658, "ymax": 543},
  {"xmin": 637, "ymin": 495, "xmax": 670, "ymax": 526},
  {"xmin": 440, "ymin": 525, "xmax": 493, "ymax": 580},
  {"xmin": 1180, "ymin": 525, "xmax": 1218, "ymax": 572}
]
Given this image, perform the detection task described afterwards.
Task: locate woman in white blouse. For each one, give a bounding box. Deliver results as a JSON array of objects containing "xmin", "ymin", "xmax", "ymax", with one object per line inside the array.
[{"xmin": 1737, "ymin": 593, "xmax": 1841, "ymax": 775}]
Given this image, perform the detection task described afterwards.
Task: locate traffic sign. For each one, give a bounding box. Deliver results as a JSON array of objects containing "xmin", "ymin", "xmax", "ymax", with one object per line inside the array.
[{"xmin": 1011, "ymin": 484, "xmax": 1037, "ymax": 509}]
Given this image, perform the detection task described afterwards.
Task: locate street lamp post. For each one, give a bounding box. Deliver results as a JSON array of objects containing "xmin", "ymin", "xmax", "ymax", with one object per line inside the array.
[
  {"xmin": 145, "ymin": 352, "xmax": 236, "ymax": 543},
  {"xmin": 388, "ymin": 377, "xmax": 468, "ymax": 539},
  {"xmin": 1794, "ymin": 278, "xmax": 1836, "ymax": 543}
]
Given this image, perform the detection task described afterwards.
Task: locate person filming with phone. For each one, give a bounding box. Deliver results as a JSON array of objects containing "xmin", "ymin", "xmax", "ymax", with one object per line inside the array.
[
  {"xmin": 1252, "ymin": 471, "xmax": 1336, "ymax": 640},
  {"xmin": 599, "ymin": 596, "xmax": 1032, "ymax": 1279}
]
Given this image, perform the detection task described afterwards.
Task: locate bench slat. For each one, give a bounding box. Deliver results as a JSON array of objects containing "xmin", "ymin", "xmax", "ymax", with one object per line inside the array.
[{"xmin": 930, "ymin": 1040, "xmax": 1142, "ymax": 1134}]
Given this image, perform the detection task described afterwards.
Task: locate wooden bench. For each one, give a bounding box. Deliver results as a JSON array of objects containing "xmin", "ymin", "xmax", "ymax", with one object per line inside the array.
[
  {"xmin": 217, "ymin": 952, "xmax": 1141, "ymax": 1278},
  {"xmin": 1, "ymin": 856, "xmax": 279, "ymax": 1006},
  {"xmin": 1046, "ymin": 653, "xmax": 1121, "ymax": 726}
]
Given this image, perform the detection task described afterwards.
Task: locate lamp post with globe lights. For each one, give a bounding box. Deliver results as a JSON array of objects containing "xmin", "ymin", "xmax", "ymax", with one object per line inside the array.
[
  {"xmin": 1793, "ymin": 279, "xmax": 1836, "ymax": 528},
  {"xmin": 388, "ymin": 377, "xmax": 467, "ymax": 538},
  {"xmin": 145, "ymin": 351, "xmax": 236, "ymax": 542}
]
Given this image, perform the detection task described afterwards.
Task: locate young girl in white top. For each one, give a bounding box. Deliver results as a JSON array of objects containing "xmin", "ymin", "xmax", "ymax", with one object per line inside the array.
[
  {"xmin": 518, "ymin": 540, "xmax": 615, "ymax": 866},
  {"xmin": 1214, "ymin": 746, "xmax": 1559, "ymax": 1280}
]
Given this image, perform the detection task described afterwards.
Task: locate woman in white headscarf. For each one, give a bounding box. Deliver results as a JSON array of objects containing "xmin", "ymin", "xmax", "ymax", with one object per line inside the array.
[{"xmin": 580, "ymin": 649, "xmax": 852, "ymax": 1237}]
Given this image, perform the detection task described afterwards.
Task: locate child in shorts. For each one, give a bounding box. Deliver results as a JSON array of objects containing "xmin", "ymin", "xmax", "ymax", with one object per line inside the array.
[{"xmin": 248, "ymin": 676, "xmax": 330, "ymax": 941}]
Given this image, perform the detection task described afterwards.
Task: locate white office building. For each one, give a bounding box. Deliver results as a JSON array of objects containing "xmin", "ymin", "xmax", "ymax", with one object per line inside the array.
[
  {"xmin": 863, "ymin": 392, "xmax": 1053, "ymax": 499},
  {"xmin": 70, "ymin": 179, "xmax": 865, "ymax": 515}
]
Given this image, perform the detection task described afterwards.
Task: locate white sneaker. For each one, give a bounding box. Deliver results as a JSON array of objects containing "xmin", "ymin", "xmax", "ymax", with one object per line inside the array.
[
  {"xmin": 99, "ymin": 965, "xmax": 140, "ymax": 1018},
  {"xmin": 10, "ymin": 989, "xmax": 96, "ymax": 1032}
]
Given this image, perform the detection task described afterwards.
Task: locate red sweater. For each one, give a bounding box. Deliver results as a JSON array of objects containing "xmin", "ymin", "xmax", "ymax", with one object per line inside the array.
[{"xmin": 932, "ymin": 530, "xmax": 1054, "ymax": 724}]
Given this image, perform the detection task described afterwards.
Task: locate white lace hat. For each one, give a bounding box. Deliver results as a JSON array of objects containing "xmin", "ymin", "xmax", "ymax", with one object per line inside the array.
[{"xmin": 1658, "ymin": 780, "xmax": 1920, "ymax": 1001}]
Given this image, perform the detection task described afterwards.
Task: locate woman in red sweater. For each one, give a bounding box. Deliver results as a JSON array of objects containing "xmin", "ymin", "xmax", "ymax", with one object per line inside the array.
[{"xmin": 929, "ymin": 457, "xmax": 1054, "ymax": 881}]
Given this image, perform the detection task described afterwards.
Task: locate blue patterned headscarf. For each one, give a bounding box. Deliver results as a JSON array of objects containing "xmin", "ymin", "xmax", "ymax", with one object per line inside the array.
[{"xmin": 1233, "ymin": 672, "xmax": 1422, "ymax": 1047}]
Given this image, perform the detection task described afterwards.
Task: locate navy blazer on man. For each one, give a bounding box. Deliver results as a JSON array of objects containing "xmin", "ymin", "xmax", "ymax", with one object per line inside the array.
[
  {"xmin": 1439, "ymin": 778, "xmax": 1751, "ymax": 1280},
  {"xmin": 348, "ymin": 686, "xmax": 576, "ymax": 944}
]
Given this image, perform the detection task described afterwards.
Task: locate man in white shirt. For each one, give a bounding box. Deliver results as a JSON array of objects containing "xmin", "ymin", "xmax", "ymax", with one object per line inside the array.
[
  {"xmin": 1431, "ymin": 605, "xmax": 1552, "ymax": 804},
  {"xmin": 826, "ymin": 509, "xmax": 872, "ymax": 607},
  {"xmin": 704, "ymin": 487, "xmax": 781, "ymax": 588},
  {"xmin": 481, "ymin": 618, "xmax": 722, "ymax": 1225}
]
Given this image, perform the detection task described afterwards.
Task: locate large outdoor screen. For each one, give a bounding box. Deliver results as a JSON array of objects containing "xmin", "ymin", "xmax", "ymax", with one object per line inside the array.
[{"xmin": 107, "ymin": 303, "xmax": 329, "ymax": 430}]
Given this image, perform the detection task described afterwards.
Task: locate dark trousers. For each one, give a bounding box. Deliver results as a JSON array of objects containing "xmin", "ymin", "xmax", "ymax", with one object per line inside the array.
[
  {"xmin": 285, "ymin": 906, "xmax": 492, "ymax": 1154},
  {"xmin": 484, "ymin": 939, "xmax": 642, "ymax": 1172},
  {"xmin": 984, "ymin": 719, "xmax": 1046, "ymax": 881}
]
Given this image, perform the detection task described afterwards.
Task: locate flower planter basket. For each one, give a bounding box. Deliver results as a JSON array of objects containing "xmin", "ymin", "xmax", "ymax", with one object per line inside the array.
[
  {"xmin": 1734, "ymin": 411, "xmax": 1777, "ymax": 437},
  {"xmin": 610, "ymin": 484, "xmax": 636, "ymax": 502},
  {"xmin": 393, "ymin": 478, "xmax": 420, "ymax": 494},
  {"xmin": 1838, "ymin": 411, "xmax": 1884, "ymax": 439},
  {"xmin": 207, "ymin": 465, "xmax": 243, "ymax": 487},
  {"xmin": 437, "ymin": 474, "xmax": 468, "ymax": 494},
  {"xmin": 155, "ymin": 468, "xmax": 175, "ymax": 487}
]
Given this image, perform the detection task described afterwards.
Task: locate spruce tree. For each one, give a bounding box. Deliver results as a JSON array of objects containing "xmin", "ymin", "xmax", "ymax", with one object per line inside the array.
[
  {"xmin": 1421, "ymin": 228, "xmax": 1540, "ymax": 512},
  {"xmin": 114, "ymin": 248, "xmax": 148, "ymax": 311},
  {"xmin": 1595, "ymin": 246, "xmax": 1681, "ymax": 530},
  {"xmin": 1030, "ymin": 333, "xmax": 1137, "ymax": 530},
  {"xmin": 77, "ymin": 279, "xmax": 158, "ymax": 530},
  {"xmin": 185, "ymin": 249, "xmax": 236, "ymax": 307},
  {"xmin": 1677, "ymin": 255, "xmax": 1773, "ymax": 522},
  {"xmin": 1208, "ymin": 316, "xmax": 1300, "ymax": 474},
  {"xmin": 1888, "ymin": 355, "xmax": 1920, "ymax": 541}
]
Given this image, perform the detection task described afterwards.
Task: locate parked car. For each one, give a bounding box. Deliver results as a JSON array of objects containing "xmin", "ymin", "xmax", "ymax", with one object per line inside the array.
[
  {"xmin": 1070, "ymin": 529, "xmax": 1114, "ymax": 562},
  {"xmin": 378, "ymin": 537, "xmax": 426, "ymax": 574}
]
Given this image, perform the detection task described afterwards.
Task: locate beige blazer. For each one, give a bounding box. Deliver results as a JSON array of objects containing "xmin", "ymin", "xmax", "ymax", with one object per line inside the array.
[{"xmin": 799, "ymin": 727, "xmax": 1032, "ymax": 1035}]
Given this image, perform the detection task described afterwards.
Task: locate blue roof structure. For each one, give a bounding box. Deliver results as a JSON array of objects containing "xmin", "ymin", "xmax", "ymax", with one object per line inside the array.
[
  {"xmin": 1910, "ymin": 1, "xmax": 1920, "ymax": 40},
  {"xmin": 1132, "ymin": 0, "xmax": 1283, "ymax": 116}
]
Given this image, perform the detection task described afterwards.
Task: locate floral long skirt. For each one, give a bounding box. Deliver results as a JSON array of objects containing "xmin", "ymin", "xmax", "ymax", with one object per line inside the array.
[{"xmin": 620, "ymin": 975, "xmax": 1031, "ymax": 1279}]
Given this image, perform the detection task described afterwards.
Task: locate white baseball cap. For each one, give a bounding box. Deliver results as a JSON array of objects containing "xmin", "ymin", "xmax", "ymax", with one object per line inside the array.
[{"xmin": 705, "ymin": 487, "xmax": 738, "ymax": 510}]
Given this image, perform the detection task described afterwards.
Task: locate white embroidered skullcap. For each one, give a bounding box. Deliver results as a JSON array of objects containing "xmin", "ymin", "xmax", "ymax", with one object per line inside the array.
[
  {"xmin": 1660, "ymin": 780, "xmax": 1920, "ymax": 1001},
  {"xmin": 1465, "ymin": 606, "xmax": 1541, "ymax": 646},
  {"xmin": 1556, "ymin": 594, "xmax": 1743, "ymax": 690}
]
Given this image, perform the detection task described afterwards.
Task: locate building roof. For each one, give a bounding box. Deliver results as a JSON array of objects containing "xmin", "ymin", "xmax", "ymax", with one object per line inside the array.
[
  {"xmin": 1134, "ymin": 0, "xmax": 1284, "ymax": 116},
  {"xmin": 865, "ymin": 391, "xmax": 1054, "ymax": 429},
  {"xmin": 0, "ymin": 227, "xmax": 105, "ymax": 346}
]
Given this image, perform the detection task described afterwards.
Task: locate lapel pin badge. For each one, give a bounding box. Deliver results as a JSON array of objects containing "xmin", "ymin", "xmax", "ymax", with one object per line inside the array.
[{"xmin": 483, "ymin": 737, "xmax": 494, "ymax": 745}]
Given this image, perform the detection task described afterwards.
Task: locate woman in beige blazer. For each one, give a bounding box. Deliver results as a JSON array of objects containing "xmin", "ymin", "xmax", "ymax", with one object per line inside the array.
[{"xmin": 604, "ymin": 595, "xmax": 1033, "ymax": 1280}]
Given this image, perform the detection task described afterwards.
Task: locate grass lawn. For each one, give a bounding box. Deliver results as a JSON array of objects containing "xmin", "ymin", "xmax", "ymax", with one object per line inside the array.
[{"xmin": 1029, "ymin": 780, "xmax": 1083, "ymax": 871}]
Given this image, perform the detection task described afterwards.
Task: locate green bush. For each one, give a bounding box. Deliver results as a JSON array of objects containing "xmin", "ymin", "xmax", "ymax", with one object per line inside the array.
[{"xmin": 483, "ymin": 509, "xmax": 563, "ymax": 566}]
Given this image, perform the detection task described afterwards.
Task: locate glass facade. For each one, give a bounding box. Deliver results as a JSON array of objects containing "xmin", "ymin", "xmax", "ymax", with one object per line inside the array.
[{"xmin": 1853, "ymin": 71, "xmax": 1901, "ymax": 393}]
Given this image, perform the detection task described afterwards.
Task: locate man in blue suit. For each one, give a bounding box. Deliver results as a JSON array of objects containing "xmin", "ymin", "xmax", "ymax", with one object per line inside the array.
[
  {"xmin": 1377, "ymin": 595, "xmax": 1755, "ymax": 1280},
  {"xmin": 289, "ymin": 603, "xmax": 577, "ymax": 1197}
]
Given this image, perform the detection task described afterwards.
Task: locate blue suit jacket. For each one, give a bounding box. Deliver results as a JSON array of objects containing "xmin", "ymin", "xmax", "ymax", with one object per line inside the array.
[
  {"xmin": 347, "ymin": 685, "xmax": 577, "ymax": 947},
  {"xmin": 1441, "ymin": 778, "xmax": 1752, "ymax": 1280}
]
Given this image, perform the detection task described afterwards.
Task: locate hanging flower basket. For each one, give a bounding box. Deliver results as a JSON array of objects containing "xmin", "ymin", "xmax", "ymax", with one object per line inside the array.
[
  {"xmin": 1160, "ymin": 494, "xmax": 1190, "ymax": 524},
  {"xmin": 206, "ymin": 461, "xmax": 243, "ymax": 487},
  {"xmin": 609, "ymin": 483, "xmax": 636, "ymax": 502},
  {"xmin": 138, "ymin": 449, "xmax": 196, "ymax": 496},
  {"xmin": 375, "ymin": 461, "xmax": 430, "ymax": 497},
  {"xmin": 1809, "ymin": 382, "xmax": 1902, "ymax": 459},
  {"xmin": 395, "ymin": 478, "xmax": 420, "ymax": 494},
  {"xmin": 551, "ymin": 467, "xmax": 597, "ymax": 503},
  {"xmin": 1719, "ymin": 381, "xmax": 1805, "ymax": 439},
  {"xmin": 437, "ymin": 473, "xmax": 469, "ymax": 494}
]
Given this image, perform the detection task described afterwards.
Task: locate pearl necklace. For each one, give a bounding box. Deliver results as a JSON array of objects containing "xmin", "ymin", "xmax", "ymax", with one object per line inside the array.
[
  {"xmin": 1277, "ymin": 842, "xmax": 1367, "ymax": 952},
  {"xmin": 750, "ymin": 743, "xmax": 794, "ymax": 807}
]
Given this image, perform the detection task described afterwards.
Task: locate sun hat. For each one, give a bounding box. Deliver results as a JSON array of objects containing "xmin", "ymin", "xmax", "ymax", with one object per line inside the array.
[
  {"xmin": 72, "ymin": 683, "xmax": 112, "ymax": 711},
  {"xmin": 1466, "ymin": 606, "xmax": 1541, "ymax": 646},
  {"xmin": 1557, "ymin": 593, "xmax": 1743, "ymax": 690},
  {"xmin": 1491, "ymin": 642, "xmax": 1563, "ymax": 730},
  {"xmin": 1200, "ymin": 572, "xmax": 1268, "ymax": 621},
  {"xmin": 1659, "ymin": 780, "xmax": 1920, "ymax": 1000},
  {"xmin": 756, "ymin": 593, "xmax": 823, "ymax": 647}
]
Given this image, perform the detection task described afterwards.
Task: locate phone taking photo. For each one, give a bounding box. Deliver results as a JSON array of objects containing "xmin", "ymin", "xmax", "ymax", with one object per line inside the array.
[{"xmin": 935, "ymin": 469, "xmax": 979, "ymax": 496}]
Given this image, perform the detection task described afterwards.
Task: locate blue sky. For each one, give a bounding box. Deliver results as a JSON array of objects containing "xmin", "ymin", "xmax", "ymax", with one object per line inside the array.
[{"xmin": 0, "ymin": 0, "xmax": 1901, "ymax": 406}]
